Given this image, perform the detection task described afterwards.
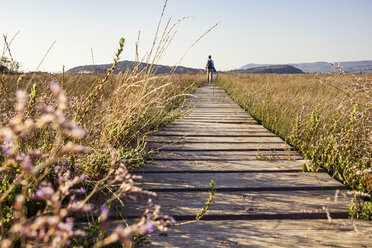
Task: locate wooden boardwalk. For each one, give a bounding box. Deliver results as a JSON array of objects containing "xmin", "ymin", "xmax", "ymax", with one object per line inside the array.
[{"xmin": 131, "ymin": 84, "xmax": 372, "ymax": 247}]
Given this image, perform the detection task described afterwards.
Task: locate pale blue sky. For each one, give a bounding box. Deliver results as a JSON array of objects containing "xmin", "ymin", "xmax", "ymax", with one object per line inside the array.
[{"xmin": 1, "ymin": 0, "xmax": 371, "ymax": 72}]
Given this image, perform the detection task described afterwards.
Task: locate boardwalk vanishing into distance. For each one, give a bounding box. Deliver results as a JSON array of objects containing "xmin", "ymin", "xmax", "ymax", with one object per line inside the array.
[{"xmin": 130, "ymin": 84, "xmax": 372, "ymax": 247}]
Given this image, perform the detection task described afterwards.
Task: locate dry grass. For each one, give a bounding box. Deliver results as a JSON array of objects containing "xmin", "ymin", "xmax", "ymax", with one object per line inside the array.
[
  {"xmin": 216, "ymin": 73, "xmax": 370, "ymax": 137},
  {"xmin": 0, "ymin": 69, "xmax": 204, "ymax": 246},
  {"xmin": 216, "ymin": 73, "xmax": 372, "ymax": 219},
  {"xmin": 1, "ymin": 71, "xmax": 204, "ymax": 170}
]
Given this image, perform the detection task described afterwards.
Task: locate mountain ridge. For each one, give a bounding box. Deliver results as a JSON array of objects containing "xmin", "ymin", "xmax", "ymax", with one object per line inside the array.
[
  {"xmin": 239, "ymin": 60, "xmax": 372, "ymax": 73},
  {"xmin": 232, "ymin": 65, "xmax": 304, "ymax": 74},
  {"xmin": 67, "ymin": 60, "xmax": 203, "ymax": 74}
]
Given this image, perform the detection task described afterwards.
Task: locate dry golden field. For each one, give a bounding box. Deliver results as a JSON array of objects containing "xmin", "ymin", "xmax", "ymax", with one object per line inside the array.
[
  {"xmin": 0, "ymin": 66, "xmax": 204, "ymax": 246},
  {"xmin": 216, "ymin": 73, "xmax": 372, "ymax": 219}
]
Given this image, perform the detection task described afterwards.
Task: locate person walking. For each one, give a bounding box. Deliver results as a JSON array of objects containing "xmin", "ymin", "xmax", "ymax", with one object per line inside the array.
[{"xmin": 205, "ymin": 55, "xmax": 215, "ymax": 83}]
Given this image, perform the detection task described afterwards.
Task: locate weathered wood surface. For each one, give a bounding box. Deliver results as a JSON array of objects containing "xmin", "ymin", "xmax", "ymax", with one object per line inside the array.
[
  {"xmin": 138, "ymin": 160, "xmax": 307, "ymax": 172},
  {"xmin": 121, "ymin": 190, "xmax": 351, "ymax": 217},
  {"xmin": 152, "ymin": 151, "xmax": 303, "ymax": 161},
  {"xmin": 130, "ymin": 84, "xmax": 372, "ymax": 247},
  {"xmin": 137, "ymin": 172, "xmax": 343, "ymax": 189},
  {"xmin": 147, "ymin": 142, "xmax": 292, "ymax": 150},
  {"xmin": 142, "ymin": 220, "xmax": 372, "ymax": 248}
]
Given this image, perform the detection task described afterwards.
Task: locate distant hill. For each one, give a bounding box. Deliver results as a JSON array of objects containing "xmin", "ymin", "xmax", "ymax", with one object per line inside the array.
[
  {"xmin": 239, "ymin": 60, "xmax": 372, "ymax": 73},
  {"xmin": 232, "ymin": 65, "xmax": 304, "ymax": 74},
  {"xmin": 67, "ymin": 60, "xmax": 203, "ymax": 74}
]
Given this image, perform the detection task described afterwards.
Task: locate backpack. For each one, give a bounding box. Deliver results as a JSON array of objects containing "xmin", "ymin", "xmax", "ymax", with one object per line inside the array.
[{"xmin": 207, "ymin": 60, "xmax": 213, "ymax": 69}]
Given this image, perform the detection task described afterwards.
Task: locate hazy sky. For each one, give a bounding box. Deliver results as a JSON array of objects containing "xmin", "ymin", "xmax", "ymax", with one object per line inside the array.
[{"xmin": 1, "ymin": 0, "xmax": 372, "ymax": 72}]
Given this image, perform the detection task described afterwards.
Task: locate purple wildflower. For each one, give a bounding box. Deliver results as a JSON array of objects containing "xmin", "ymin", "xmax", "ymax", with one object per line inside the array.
[
  {"xmin": 144, "ymin": 221, "xmax": 155, "ymax": 233},
  {"xmin": 1, "ymin": 146, "xmax": 10, "ymax": 155},
  {"xmin": 100, "ymin": 206, "xmax": 109, "ymax": 222},
  {"xmin": 54, "ymin": 165, "xmax": 61, "ymax": 173},
  {"xmin": 35, "ymin": 186, "xmax": 54, "ymax": 199}
]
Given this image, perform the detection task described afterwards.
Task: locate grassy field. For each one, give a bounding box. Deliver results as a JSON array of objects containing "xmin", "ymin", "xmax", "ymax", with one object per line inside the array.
[
  {"xmin": 1, "ymin": 63, "xmax": 371, "ymax": 246},
  {"xmin": 1, "ymin": 72, "xmax": 204, "ymax": 173},
  {"xmin": 0, "ymin": 61, "xmax": 204, "ymax": 246},
  {"xmin": 215, "ymin": 73, "xmax": 372, "ymax": 219}
]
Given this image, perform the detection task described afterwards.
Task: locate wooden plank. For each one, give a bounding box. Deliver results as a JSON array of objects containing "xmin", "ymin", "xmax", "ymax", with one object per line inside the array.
[
  {"xmin": 160, "ymin": 126, "xmax": 268, "ymax": 131},
  {"xmin": 160, "ymin": 125, "xmax": 269, "ymax": 131},
  {"xmin": 184, "ymin": 116, "xmax": 251, "ymax": 119},
  {"xmin": 172, "ymin": 123, "xmax": 259, "ymax": 127},
  {"xmin": 191, "ymin": 106, "xmax": 243, "ymax": 110},
  {"xmin": 172, "ymin": 120, "xmax": 258, "ymax": 125},
  {"xmin": 144, "ymin": 219, "xmax": 372, "ymax": 248},
  {"xmin": 185, "ymin": 112, "xmax": 250, "ymax": 115},
  {"xmin": 182, "ymin": 117, "xmax": 255, "ymax": 121},
  {"xmin": 147, "ymin": 142, "xmax": 292, "ymax": 151},
  {"xmin": 120, "ymin": 190, "xmax": 351, "ymax": 217},
  {"xmin": 153, "ymin": 131, "xmax": 278, "ymax": 137},
  {"xmin": 171, "ymin": 120, "xmax": 260, "ymax": 124},
  {"xmin": 153, "ymin": 150, "xmax": 301, "ymax": 160},
  {"xmin": 138, "ymin": 160, "xmax": 307, "ymax": 172},
  {"xmin": 190, "ymin": 109, "xmax": 248, "ymax": 113},
  {"xmin": 189, "ymin": 112, "xmax": 248, "ymax": 115},
  {"xmin": 193, "ymin": 104, "xmax": 242, "ymax": 107},
  {"xmin": 136, "ymin": 172, "xmax": 344, "ymax": 189},
  {"xmin": 193, "ymin": 95, "xmax": 231, "ymax": 99},
  {"xmin": 191, "ymin": 103, "xmax": 241, "ymax": 106},
  {"xmin": 146, "ymin": 135, "xmax": 285, "ymax": 143},
  {"xmin": 184, "ymin": 113, "xmax": 252, "ymax": 116}
]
